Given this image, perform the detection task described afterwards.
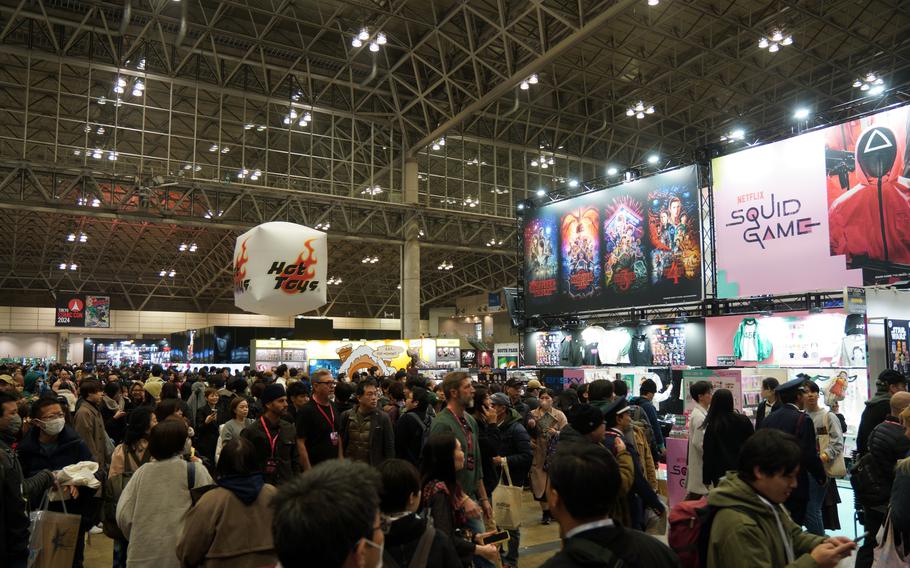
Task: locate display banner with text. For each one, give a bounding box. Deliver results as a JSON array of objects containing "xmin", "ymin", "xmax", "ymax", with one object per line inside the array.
[{"xmin": 713, "ymin": 105, "xmax": 910, "ymax": 298}]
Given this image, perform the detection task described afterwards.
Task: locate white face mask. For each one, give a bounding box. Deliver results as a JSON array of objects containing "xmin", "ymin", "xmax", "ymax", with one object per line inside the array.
[
  {"xmin": 38, "ymin": 417, "xmax": 65, "ymax": 436},
  {"xmin": 362, "ymin": 537, "xmax": 383, "ymax": 568}
]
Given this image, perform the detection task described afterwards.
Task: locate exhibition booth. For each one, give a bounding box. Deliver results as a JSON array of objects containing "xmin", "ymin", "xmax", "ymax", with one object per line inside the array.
[{"xmin": 514, "ymin": 103, "xmax": 910, "ymax": 506}]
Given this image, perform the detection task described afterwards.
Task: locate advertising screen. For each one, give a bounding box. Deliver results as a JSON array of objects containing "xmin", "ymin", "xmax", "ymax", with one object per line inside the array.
[
  {"xmin": 523, "ymin": 165, "xmax": 702, "ymax": 316},
  {"xmin": 713, "ymin": 105, "xmax": 910, "ymax": 298},
  {"xmin": 886, "ymin": 319, "xmax": 910, "ymax": 377}
]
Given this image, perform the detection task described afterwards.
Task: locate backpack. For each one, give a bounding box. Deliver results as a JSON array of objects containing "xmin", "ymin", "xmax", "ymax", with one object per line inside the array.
[
  {"xmin": 101, "ymin": 446, "xmax": 150, "ymax": 540},
  {"xmin": 851, "ymin": 452, "xmax": 890, "ymax": 507},
  {"xmin": 381, "ymin": 516, "xmax": 437, "ymax": 568},
  {"xmin": 628, "ymin": 402, "xmax": 656, "ymax": 456},
  {"xmin": 409, "ymin": 411, "xmax": 434, "ymax": 460},
  {"xmin": 668, "ymin": 497, "xmax": 748, "ymax": 568}
]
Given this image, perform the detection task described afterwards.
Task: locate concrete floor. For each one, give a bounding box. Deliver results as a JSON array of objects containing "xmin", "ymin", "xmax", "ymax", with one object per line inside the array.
[{"xmin": 83, "ymin": 482, "xmax": 861, "ymax": 568}]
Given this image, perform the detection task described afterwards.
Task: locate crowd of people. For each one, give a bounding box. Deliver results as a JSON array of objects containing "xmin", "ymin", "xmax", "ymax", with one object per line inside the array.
[{"xmin": 0, "ymin": 361, "xmax": 907, "ymax": 567}]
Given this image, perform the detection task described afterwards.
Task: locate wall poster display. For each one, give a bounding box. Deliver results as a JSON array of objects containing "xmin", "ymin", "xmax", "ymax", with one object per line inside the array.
[
  {"xmin": 523, "ymin": 166, "xmax": 702, "ymax": 316},
  {"xmin": 56, "ymin": 294, "xmax": 111, "ymax": 328},
  {"xmin": 886, "ymin": 319, "xmax": 910, "ymax": 377},
  {"xmin": 650, "ymin": 325, "xmax": 687, "ymax": 366},
  {"xmin": 713, "ymin": 104, "xmax": 910, "ymax": 298}
]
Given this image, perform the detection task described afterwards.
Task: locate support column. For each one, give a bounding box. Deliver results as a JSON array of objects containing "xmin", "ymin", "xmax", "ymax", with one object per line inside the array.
[{"xmin": 401, "ymin": 159, "xmax": 421, "ymax": 339}]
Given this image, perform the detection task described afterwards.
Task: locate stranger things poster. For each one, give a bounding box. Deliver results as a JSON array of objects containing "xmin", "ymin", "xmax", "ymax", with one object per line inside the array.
[
  {"xmin": 713, "ymin": 104, "xmax": 910, "ymax": 299},
  {"xmin": 521, "ymin": 165, "xmax": 702, "ymax": 316}
]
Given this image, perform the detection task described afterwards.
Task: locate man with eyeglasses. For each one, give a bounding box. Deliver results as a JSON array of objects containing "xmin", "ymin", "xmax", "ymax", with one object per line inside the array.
[
  {"xmin": 296, "ymin": 369, "xmax": 344, "ymax": 471},
  {"xmin": 17, "ymin": 396, "xmax": 93, "ymax": 568},
  {"xmin": 273, "ymin": 460, "xmax": 385, "ymax": 568},
  {"xmin": 340, "ymin": 379, "xmax": 395, "ymax": 467}
]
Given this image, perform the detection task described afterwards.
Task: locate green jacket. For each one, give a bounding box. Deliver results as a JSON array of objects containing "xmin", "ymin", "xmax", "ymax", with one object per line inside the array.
[
  {"xmin": 707, "ymin": 473, "xmax": 825, "ymax": 568},
  {"xmin": 430, "ymin": 407, "xmax": 484, "ymax": 499}
]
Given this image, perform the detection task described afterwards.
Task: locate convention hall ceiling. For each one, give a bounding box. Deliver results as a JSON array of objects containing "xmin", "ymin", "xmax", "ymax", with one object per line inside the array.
[{"xmin": 0, "ymin": 0, "xmax": 906, "ymax": 316}]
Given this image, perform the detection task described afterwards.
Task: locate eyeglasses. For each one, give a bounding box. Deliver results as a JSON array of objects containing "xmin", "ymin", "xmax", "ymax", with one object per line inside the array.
[
  {"xmin": 377, "ymin": 516, "xmax": 392, "ymax": 534},
  {"xmin": 316, "ymin": 381, "xmax": 336, "ymax": 386}
]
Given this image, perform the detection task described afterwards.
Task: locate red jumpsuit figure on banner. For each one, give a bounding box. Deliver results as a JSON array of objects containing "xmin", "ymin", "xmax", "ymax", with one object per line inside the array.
[{"xmin": 828, "ymin": 109, "xmax": 910, "ymax": 268}]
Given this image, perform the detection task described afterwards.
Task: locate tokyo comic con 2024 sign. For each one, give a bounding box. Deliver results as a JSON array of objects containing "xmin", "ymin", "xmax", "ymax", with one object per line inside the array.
[
  {"xmin": 523, "ymin": 165, "xmax": 702, "ymax": 316},
  {"xmin": 713, "ymin": 104, "xmax": 910, "ymax": 298},
  {"xmin": 233, "ymin": 222, "xmax": 327, "ymax": 317}
]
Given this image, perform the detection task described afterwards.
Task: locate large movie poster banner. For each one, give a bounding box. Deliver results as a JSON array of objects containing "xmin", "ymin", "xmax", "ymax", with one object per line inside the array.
[
  {"xmin": 523, "ymin": 166, "xmax": 702, "ymax": 316},
  {"xmin": 713, "ymin": 105, "xmax": 910, "ymax": 298}
]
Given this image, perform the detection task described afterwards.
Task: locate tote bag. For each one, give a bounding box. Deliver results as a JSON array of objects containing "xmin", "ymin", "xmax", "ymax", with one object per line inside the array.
[
  {"xmin": 28, "ymin": 489, "xmax": 81, "ymax": 568},
  {"xmin": 492, "ymin": 462, "xmax": 523, "ymax": 530},
  {"xmin": 819, "ymin": 413, "xmax": 846, "ymax": 479},
  {"xmin": 874, "ymin": 512, "xmax": 910, "ymax": 567}
]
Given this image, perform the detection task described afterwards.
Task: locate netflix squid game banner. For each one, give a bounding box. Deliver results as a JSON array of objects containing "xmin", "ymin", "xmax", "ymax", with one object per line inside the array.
[
  {"xmin": 713, "ymin": 104, "xmax": 910, "ymax": 298},
  {"xmin": 523, "ymin": 165, "xmax": 702, "ymax": 316},
  {"xmin": 234, "ymin": 222, "xmax": 328, "ymax": 317}
]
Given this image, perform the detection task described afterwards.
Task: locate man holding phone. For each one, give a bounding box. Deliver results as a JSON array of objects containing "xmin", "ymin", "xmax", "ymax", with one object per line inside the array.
[{"xmin": 706, "ymin": 429, "xmax": 856, "ymax": 568}]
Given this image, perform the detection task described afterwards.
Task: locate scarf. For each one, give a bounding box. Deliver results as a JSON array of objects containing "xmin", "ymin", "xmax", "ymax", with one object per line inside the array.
[{"xmin": 102, "ymin": 395, "xmax": 124, "ymax": 412}]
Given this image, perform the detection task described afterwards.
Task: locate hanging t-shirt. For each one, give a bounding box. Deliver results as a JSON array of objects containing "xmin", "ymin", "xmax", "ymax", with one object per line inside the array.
[
  {"xmin": 840, "ymin": 334, "xmax": 867, "ymax": 367},
  {"xmin": 733, "ymin": 318, "xmax": 771, "ymax": 362},
  {"xmin": 629, "ymin": 335, "xmax": 653, "ymax": 366},
  {"xmin": 599, "ymin": 328, "xmax": 632, "ymax": 365}
]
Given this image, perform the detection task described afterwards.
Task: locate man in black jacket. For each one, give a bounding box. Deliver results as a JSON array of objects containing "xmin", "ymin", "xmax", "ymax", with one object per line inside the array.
[
  {"xmin": 754, "ymin": 377, "xmax": 781, "ymax": 429},
  {"xmin": 857, "ymin": 370, "xmax": 907, "ymax": 456},
  {"xmin": 1, "ymin": 392, "xmax": 55, "ymax": 568},
  {"xmin": 241, "ymin": 384, "xmax": 300, "ymax": 486},
  {"xmin": 541, "ymin": 442, "xmax": 678, "ymax": 568},
  {"xmin": 490, "ymin": 392, "xmax": 533, "ymax": 568},
  {"xmin": 340, "ymin": 380, "xmax": 395, "ymax": 467},
  {"xmin": 856, "ymin": 390, "xmax": 910, "ymax": 568},
  {"xmin": 759, "ymin": 377, "xmax": 826, "ymax": 526}
]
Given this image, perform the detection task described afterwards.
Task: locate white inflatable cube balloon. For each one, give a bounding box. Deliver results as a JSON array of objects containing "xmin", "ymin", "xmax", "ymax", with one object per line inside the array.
[{"xmin": 233, "ymin": 222, "xmax": 327, "ymax": 317}]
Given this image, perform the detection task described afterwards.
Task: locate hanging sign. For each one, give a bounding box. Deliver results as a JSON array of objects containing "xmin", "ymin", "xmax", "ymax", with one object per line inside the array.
[{"xmin": 233, "ymin": 222, "xmax": 328, "ymax": 317}]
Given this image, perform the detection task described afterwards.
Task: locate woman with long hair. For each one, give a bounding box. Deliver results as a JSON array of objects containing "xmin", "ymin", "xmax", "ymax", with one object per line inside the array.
[
  {"xmin": 107, "ymin": 407, "xmax": 157, "ymax": 568},
  {"xmin": 701, "ymin": 388, "xmax": 754, "ymax": 488},
  {"xmin": 527, "ymin": 388, "xmax": 567, "ymax": 524},
  {"xmin": 420, "ymin": 432, "xmax": 498, "ymax": 566}
]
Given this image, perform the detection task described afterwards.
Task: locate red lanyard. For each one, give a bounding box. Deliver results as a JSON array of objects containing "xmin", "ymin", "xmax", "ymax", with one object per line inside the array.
[
  {"xmin": 316, "ymin": 402, "xmax": 336, "ymax": 432},
  {"xmin": 260, "ymin": 417, "xmax": 278, "ymax": 457},
  {"xmin": 448, "ymin": 409, "xmax": 474, "ymax": 454}
]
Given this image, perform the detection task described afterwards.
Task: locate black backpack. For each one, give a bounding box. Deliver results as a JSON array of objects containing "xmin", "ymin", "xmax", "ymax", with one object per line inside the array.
[{"xmin": 851, "ymin": 452, "xmax": 890, "ymax": 507}]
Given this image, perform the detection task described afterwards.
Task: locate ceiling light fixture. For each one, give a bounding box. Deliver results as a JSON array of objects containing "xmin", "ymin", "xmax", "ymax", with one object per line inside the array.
[
  {"xmin": 626, "ymin": 101, "xmax": 655, "ymax": 119},
  {"xmin": 793, "ymin": 107, "xmax": 810, "ymax": 120},
  {"xmin": 607, "ymin": 166, "xmax": 619, "ymax": 176},
  {"xmin": 759, "ymin": 28, "xmax": 792, "ymax": 52},
  {"xmin": 647, "ymin": 154, "xmax": 660, "ymax": 165},
  {"xmin": 568, "ymin": 179, "xmax": 579, "ymax": 188}
]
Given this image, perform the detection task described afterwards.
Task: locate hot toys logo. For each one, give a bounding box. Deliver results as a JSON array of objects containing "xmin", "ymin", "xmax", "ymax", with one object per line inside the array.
[
  {"xmin": 268, "ymin": 239, "xmax": 320, "ymax": 294},
  {"xmin": 234, "ymin": 239, "xmax": 250, "ymax": 293},
  {"xmin": 726, "ymin": 192, "xmax": 820, "ymax": 249}
]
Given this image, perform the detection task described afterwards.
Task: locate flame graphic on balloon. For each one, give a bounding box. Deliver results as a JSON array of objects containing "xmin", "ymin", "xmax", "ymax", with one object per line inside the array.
[
  {"xmin": 233, "ymin": 239, "xmax": 249, "ymax": 289},
  {"xmin": 280, "ymin": 239, "xmax": 318, "ymax": 294}
]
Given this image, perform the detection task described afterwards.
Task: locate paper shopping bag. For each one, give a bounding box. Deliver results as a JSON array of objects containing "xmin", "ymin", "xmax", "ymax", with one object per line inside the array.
[
  {"xmin": 28, "ymin": 490, "xmax": 81, "ymax": 568},
  {"xmin": 492, "ymin": 462, "xmax": 523, "ymax": 530}
]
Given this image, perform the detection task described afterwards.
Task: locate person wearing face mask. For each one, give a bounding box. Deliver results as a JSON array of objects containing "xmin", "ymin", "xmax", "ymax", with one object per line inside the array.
[
  {"xmin": 17, "ymin": 396, "xmax": 94, "ymax": 568},
  {"xmin": 0, "ymin": 391, "xmax": 55, "ymax": 568},
  {"xmin": 527, "ymin": 388, "xmax": 567, "ymax": 526}
]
